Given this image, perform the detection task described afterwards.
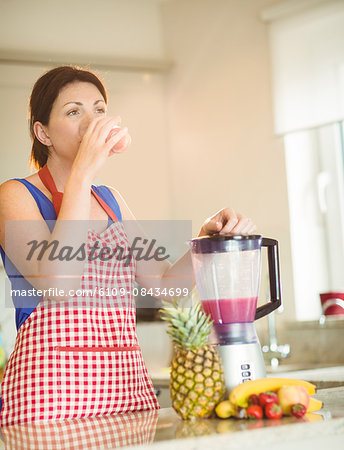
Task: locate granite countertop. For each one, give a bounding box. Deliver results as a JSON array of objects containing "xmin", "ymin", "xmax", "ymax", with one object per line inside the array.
[
  {"xmin": 134, "ymin": 387, "xmax": 344, "ymax": 450},
  {"xmin": 1, "ymin": 385, "xmax": 344, "ymax": 450}
]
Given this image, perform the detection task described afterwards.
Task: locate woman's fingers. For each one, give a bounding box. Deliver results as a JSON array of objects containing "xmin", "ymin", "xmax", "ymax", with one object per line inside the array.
[
  {"xmin": 86, "ymin": 115, "xmax": 112, "ymax": 135},
  {"xmin": 81, "ymin": 116, "xmax": 129, "ymax": 156},
  {"xmin": 106, "ymin": 126, "xmax": 128, "ymax": 146},
  {"xmin": 200, "ymin": 208, "xmax": 236, "ymax": 236},
  {"xmin": 202, "ymin": 217, "xmax": 222, "ymax": 235},
  {"xmin": 74, "ymin": 116, "xmax": 128, "ymax": 180},
  {"xmin": 218, "ymin": 209, "xmax": 239, "ymax": 234},
  {"xmin": 241, "ymin": 221, "xmax": 257, "ymax": 235},
  {"xmin": 95, "ymin": 116, "xmax": 122, "ymax": 142},
  {"xmin": 231, "ymin": 217, "xmax": 254, "ymax": 235},
  {"xmin": 82, "ymin": 116, "xmax": 121, "ymax": 143},
  {"xmin": 199, "ymin": 208, "xmax": 257, "ymax": 237}
]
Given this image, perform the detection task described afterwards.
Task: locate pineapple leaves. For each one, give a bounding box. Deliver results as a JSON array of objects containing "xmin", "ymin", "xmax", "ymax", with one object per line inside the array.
[{"xmin": 159, "ymin": 298, "xmax": 213, "ymax": 350}]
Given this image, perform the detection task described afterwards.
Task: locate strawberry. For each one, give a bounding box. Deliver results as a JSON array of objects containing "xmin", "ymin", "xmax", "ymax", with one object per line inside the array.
[
  {"xmin": 248, "ymin": 394, "xmax": 260, "ymax": 406},
  {"xmin": 291, "ymin": 403, "xmax": 307, "ymax": 418},
  {"xmin": 259, "ymin": 391, "xmax": 279, "ymax": 408},
  {"xmin": 246, "ymin": 405, "xmax": 264, "ymax": 419},
  {"xmin": 265, "ymin": 402, "xmax": 283, "ymax": 419}
]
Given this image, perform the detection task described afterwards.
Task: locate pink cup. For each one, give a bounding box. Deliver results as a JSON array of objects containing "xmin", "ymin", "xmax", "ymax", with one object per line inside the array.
[{"xmin": 106, "ymin": 126, "xmax": 130, "ymax": 152}]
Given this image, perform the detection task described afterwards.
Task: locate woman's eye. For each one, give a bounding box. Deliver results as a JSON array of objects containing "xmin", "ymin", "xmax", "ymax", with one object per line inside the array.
[
  {"xmin": 96, "ymin": 108, "xmax": 106, "ymax": 114},
  {"xmin": 67, "ymin": 110, "xmax": 78, "ymax": 116}
]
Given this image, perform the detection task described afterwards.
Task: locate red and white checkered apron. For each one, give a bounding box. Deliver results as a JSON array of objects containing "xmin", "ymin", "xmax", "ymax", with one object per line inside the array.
[
  {"xmin": 0, "ymin": 166, "xmax": 159, "ymax": 427},
  {"xmin": 1, "ymin": 409, "xmax": 158, "ymax": 449}
]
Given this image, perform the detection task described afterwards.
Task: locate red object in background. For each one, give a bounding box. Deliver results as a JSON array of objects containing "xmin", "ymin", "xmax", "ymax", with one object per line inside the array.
[{"xmin": 320, "ymin": 292, "xmax": 344, "ymax": 316}]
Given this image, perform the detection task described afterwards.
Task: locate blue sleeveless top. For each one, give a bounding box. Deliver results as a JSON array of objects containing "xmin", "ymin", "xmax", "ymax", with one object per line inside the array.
[{"xmin": 0, "ymin": 179, "xmax": 122, "ymax": 331}]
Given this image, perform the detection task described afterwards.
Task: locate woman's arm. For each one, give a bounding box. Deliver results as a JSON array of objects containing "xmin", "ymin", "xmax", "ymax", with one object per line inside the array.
[
  {"xmin": 109, "ymin": 187, "xmax": 256, "ymax": 300},
  {"xmin": 0, "ymin": 118, "xmax": 129, "ymax": 301},
  {"xmin": 0, "ymin": 173, "xmax": 94, "ymax": 300}
]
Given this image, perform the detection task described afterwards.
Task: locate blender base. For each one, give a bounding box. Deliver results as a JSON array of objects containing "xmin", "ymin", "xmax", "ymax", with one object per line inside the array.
[{"xmin": 217, "ymin": 342, "xmax": 266, "ymax": 394}]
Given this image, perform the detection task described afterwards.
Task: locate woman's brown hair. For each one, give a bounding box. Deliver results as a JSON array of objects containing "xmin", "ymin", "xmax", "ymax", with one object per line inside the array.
[{"xmin": 29, "ymin": 66, "xmax": 107, "ymax": 169}]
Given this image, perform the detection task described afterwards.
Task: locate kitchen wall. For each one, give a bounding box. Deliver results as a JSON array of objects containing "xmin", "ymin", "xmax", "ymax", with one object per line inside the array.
[
  {"xmin": 278, "ymin": 320, "xmax": 344, "ymax": 366},
  {"xmin": 0, "ymin": 0, "xmax": 320, "ymax": 358},
  {"xmin": 0, "ymin": 0, "xmax": 166, "ymax": 59},
  {"xmin": 160, "ymin": 0, "xmax": 295, "ymax": 328}
]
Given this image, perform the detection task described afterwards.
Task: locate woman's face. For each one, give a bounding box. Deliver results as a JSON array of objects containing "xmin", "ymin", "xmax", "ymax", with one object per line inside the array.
[{"xmin": 43, "ymin": 81, "xmax": 107, "ymax": 162}]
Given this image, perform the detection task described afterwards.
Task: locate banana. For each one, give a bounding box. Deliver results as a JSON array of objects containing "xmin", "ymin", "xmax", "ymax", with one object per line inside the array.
[
  {"xmin": 215, "ymin": 400, "xmax": 237, "ymax": 419},
  {"xmin": 229, "ymin": 378, "xmax": 316, "ymax": 408},
  {"xmin": 304, "ymin": 412, "xmax": 323, "ymax": 422},
  {"xmin": 307, "ymin": 397, "xmax": 323, "ymax": 413}
]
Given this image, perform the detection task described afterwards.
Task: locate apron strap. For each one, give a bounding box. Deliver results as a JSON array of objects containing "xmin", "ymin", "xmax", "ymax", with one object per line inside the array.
[
  {"xmin": 91, "ymin": 190, "xmax": 119, "ymax": 223},
  {"xmin": 38, "ymin": 165, "xmax": 63, "ymax": 217},
  {"xmin": 38, "ymin": 164, "xmax": 119, "ymax": 222}
]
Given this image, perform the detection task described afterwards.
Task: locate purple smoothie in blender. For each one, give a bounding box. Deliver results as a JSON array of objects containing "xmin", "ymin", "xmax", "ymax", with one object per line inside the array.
[{"xmin": 201, "ymin": 297, "xmax": 258, "ymax": 324}]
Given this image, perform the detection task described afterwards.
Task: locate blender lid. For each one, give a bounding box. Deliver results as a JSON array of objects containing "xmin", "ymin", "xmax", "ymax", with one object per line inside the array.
[{"xmin": 189, "ymin": 233, "xmax": 262, "ymax": 253}]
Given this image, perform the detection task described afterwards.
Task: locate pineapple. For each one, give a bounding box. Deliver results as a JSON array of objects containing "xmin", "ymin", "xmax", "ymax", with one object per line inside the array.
[{"xmin": 160, "ymin": 300, "xmax": 226, "ymax": 420}]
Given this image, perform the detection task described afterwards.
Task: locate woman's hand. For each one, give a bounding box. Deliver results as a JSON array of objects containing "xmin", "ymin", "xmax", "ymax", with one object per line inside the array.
[
  {"xmin": 198, "ymin": 207, "xmax": 257, "ymax": 237},
  {"xmin": 72, "ymin": 116, "xmax": 131, "ymax": 180}
]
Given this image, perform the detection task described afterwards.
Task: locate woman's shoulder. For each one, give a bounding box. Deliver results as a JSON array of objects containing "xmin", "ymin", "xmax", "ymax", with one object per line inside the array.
[
  {"xmin": 0, "ymin": 178, "xmax": 29, "ymax": 199},
  {"xmin": 0, "ymin": 176, "xmax": 45, "ymax": 219},
  {"xmin": 0, "ymin": 174, "xmax": 50, "ymax": 199}
]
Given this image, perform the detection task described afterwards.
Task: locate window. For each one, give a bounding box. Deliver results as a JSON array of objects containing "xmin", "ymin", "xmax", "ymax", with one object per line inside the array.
[
  {"xmin": 263, "ymin": 0, "xmax": 344, "ymax": 320},
  {"xmin": 284, "ymin": 122, "xmax": 344, "ymax": 320}
]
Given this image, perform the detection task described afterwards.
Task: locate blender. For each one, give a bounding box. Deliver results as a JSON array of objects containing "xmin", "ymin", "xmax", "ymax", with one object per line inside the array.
[{"xmin": 188, "ymin": 234, "xmax": 281, "ymax": 393}]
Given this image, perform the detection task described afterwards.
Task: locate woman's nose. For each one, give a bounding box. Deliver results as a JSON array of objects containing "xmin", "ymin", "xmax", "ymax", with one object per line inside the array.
[{"xmin": 79, "ymin": 112, "xmax": 94, "ymax": 139}]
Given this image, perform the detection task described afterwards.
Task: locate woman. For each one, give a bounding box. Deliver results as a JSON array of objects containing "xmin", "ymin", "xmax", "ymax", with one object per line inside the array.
[{"xmin": 0, "ymin": 66, "xmax": 256, "ymax": 426}]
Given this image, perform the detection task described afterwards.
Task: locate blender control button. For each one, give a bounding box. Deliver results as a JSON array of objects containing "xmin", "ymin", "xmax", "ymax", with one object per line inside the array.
[
  {"xmin": 241, "ymin": 364, "xmax": 250, "ymax": 370},
  {"xmin": 242, "ymin": 378, "xmax": 251, "ymax": 383},
  {"xmin": 242, "ymin": 371, "xmax": 251, "ymax": 377}
]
